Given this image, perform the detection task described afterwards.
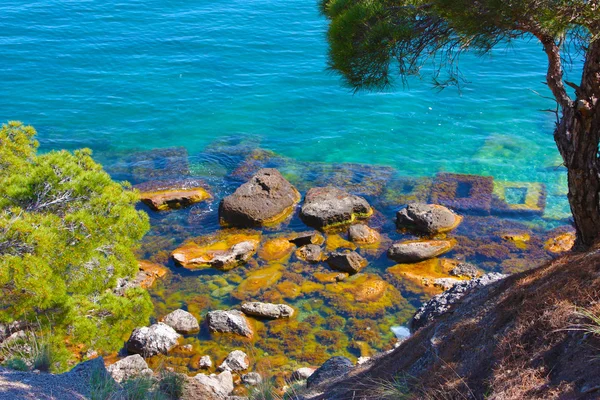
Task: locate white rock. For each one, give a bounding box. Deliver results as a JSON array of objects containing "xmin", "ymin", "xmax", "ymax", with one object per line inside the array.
[
  {"xmin": 126, "ymin": 323, "xmax": 180, "ymax": 357},
  {"xmin": 161, "ymin": 309, "xmax": 200, "ymax": 334},
  {"xmin": 194, "ymin": 371, "xmax": 234, "ymax": 398},
  {"xmin": 107, "ymin": 354, "xmax": 153, "ymax": 383},
  {"xmin": 218, "ymin": 350, "xmax": 249, "ymax": 372}
]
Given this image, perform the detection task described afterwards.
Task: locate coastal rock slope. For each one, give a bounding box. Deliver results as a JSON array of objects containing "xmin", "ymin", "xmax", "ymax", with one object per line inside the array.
[{"xmin": 304, "ymin": 248, "xmax": 600, "ymax": 399}]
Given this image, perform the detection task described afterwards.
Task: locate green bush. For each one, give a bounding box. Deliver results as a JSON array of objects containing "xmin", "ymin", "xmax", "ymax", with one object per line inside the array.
[
  {"xmin": 0, "ymin": 121, "xmax": 152, "ymax": 371},
  {"xmin": 3, "ymin": 357, "xmax": 28, "ymax": 371},
  {"xmin": 157, "ymin": 370, "xmax": 185, "ymax": 400}
]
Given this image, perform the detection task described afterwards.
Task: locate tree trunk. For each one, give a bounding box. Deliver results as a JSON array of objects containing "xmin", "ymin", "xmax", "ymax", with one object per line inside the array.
[{"xmin": 554, "ymin": 40, "xmax": 600, "ymax": 249}]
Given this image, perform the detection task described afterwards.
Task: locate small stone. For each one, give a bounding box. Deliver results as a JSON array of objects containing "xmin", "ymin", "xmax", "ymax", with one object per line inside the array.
[
  {"xmin": 206, "ymin": 310, "xmax": 254, "ymax": 338},
  {"xmin": 241, "ymin": 372, "xmax": 262, "ymax": 386},
  {"xmin": 241, "ymin": 302, "xmax": 294, "ymax": 319},
  {"xmin": 295, "ymin": 244, "xmax": 323, "ymax": 263},
  {"xmin": 327, "ymin": 251, "xmax": 367, "ymax": 274},
  {"xmin": 218, "ymin": 350, "xmax": 250, "ymax": 372},
  {"xmin": 161, "ymin": 309, "xmax": 200, "ymax": 334},
  {"xmin": 107, "ymin": 354, "xmax": 153, "ymax": 383},
  {"xmin": 194, "ymin": 371, "xmax": 234, "ymax": 398},
  {"xmin": 199, "ymin": 355, "xmax": 212, "ymax": 369},
  {"xmin": 396, "ymin": 203, "xmax": 462, "ymax": 234},
  {"xmin": 126, "ymin": 323, "xmax": 180, "ymax": 357},
  {"xmin": 387, "ymin": 239, "xmax": 456, "ymax": 263},
  {"xmin": 348, "ymin": 224, "xmax": 380, "ymax": 244},
  {"xmin": 449, "ymin": 262, "xmax": 480, "ymax": 278}
]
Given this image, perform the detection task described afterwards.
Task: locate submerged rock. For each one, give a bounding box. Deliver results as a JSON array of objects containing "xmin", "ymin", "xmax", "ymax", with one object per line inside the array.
[
  {"xmin": 218, "ymin": 350, "xmax": 250, "ymax": 372},
  {"xmin": 136, "ymin": 260, "xmax": 169, "ymax": 289},
  {"xmin": 219, "ymin": 168, "xmax": 301, "ymax": 227},
  {"xmin": 126, "ymin": 323, "xmax": 180, "ymax": 357},
  {"xmin": 106, "ymin": 354, "xmax": 153, "ymax": 383},
  {"xmin": 307, "ymin": 356, "xmax": 354, "ymax": 388},
  {"xmin": 412, "ymin": 272, "xmax": 507, "ymax": 330},
  {"xmin": 194, "ymin": 371, "xmax": 234, "ymax": 398},
  {"xmin": 295, "ymin": 244, "xmax": 323, "ymax": 263},
  {"xmin": 206, "ymin": 310, "xmax": 254, "ymax": 338},
  {"xmin": 387, "ymin": 239, "xmax": 456, "ymax": 263},
  {"xmin": 289, "ymin": 231, "xmax": 325, "ymax": 247},
  {"xmin": 171, "ymin": 233, "xmax": 260, "ymax": 271},
  {"xmin": 300, "ymin": 187, "xmax": 372, "ymax": 229},
  {"xmin": 348, "ymin": 224, "xmax": 380, "ymax": 244},
  {"xmin": 161, "ymin": 309, "xmax": 200, "ymax": 334},
  {"xmin": 327, "ymin": 251, "xmax": 368, "ymax": 274},
  {"xmin": 136, "ymin": 179, "xmax": 211, "ymax": 211},
  {"xmin": 396, "ymin": 203, "xmax": 462, "ymax": 234},
  {"xmin": 241, "ymin": 302, "xmax": 294, "ymax": 319}
]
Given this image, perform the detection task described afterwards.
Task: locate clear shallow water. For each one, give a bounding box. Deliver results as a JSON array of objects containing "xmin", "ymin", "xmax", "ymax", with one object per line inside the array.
[{"xmin": 0, "ymin": 0, "xmax": 579, "ymax": 378}]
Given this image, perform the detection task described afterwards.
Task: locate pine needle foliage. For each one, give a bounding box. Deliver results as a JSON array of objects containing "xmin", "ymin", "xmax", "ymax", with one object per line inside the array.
[{"xmin": 0, "ymin": 121, "xmax": 152, "ymax": 370}]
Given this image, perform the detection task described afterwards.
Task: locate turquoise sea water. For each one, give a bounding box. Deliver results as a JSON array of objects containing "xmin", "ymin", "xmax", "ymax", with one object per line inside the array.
[{"xmin": 0, "ymin": 0, "xmax": 579, "ymax": 224}]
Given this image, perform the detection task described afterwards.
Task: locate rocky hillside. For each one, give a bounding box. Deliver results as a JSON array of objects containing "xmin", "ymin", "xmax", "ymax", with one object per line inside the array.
[{"xmin": 305, "ymin": 247, "xmax": 600, "ymax": 399}]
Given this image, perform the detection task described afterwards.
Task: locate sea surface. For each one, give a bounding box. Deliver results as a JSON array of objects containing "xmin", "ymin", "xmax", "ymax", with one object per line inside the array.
[{"xmin": 0, "ymin": 0, "xmax": 580, "ymax": 378}]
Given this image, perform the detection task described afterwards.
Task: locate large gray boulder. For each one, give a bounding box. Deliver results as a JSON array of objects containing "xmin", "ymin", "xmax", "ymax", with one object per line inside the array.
[
  {"xmin": 194, "ymin": 371, "xmax": 234, "ymax": 398},
  {"xmin": 219, "ymin": 169, "xmax": 300, "ymax": 227},
  {"xmin": 217, "ymin": 350, "xmax": 250, "ymax": 372},
  {"xmin": 300, "ymin": 187, "xmax": 372, "ymax": 229},
  {"xmin": 106, "ymin": 354, "xmax": 153, "ymax": 383},
  {"xmin": 126, "ymin": 323, "xmax": 180, "ymax": 357},
  {"xmin": 387, "ymin": 239, "xmax": 456, "ymax": 263},
  {"xmin": 327, "ymin": 251, "xmax": 367, "ymax": 274},
  {"xmin": 206, "ymin": 310, "xmax": 254, "ymax": 338},
  {"xmin": 161, "ymin": 309, "xmax": 200, "ymax": 334},
  {"xmin": 241, "ymin": 302, "xmax": 294, "ymax": 319},
  {"xmin": 412, "ymin": 272, "xmax": 507, "ymax": 330},
  {"xmin": 307, "ymin": 356, "xmax": 354, "ymax": 388},
  {"xmin": 396, "ymin": 203, "xmax": 462, "ymax": 235}
]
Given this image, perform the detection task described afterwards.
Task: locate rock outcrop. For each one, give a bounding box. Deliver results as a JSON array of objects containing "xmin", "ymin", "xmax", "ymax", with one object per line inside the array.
[
  {"xmin": 219, "ymin": 169, "xmax": 301, "ymax": 227},
  {"xmin": 206, "ymin": 310, "xmax": 254, "ymax": 338},
  {"xmin": 161, "ymin": 309, "xmax": 200, "ymax": 334},
  {"xmin": 307, "ymin": 356, "xmax": 354, "ymax": 388},
  {"xmin": 412, "ymin": 272, "xmax": 507, "ymax": 330},
  {"xmin": 300, "ymin": 187, "xmax": 372, "ymax": 229},
  {"xmin": 396, "ymin": 203, "xmax": 462, "ymax": 234},
  {"xmin": 387, "ymin": 239, "xmax": 456, "ymax": 263},
  {"xmin": 241, "ymin": 302, "xmax": 294, "ymax": 319}
]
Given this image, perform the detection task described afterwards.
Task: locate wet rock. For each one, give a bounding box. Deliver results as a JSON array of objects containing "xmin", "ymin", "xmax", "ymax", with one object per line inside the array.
[
  {"xmin": 199, "ymin": 355, "xmax": 212, "ymax": 369},
  {"xmin": 241, "ymin": 302, "xmax": 294, "ymax": 319},
  {"xmin": 135, "ymin": 179, "xmax": 211, "ymax": 211},
  {"xmin": 136, "ymin": 260, "xmax": 169, "ymax": 289},
  {"xmin": 449, "ymin": 262, "xmax": 480, "ymax": 278},
  {"xmin": 289, "ymin": 231, "xmax": 325, "ymax": 247},
  {"xmin": 412, "ymin": 272, "xmax": 507, "ymax": 330},
  {"xmin": 291, "ymin": 367, "xmax": 316, "ymax": 381},
  {"xmin": 300, "ymin": 187, "xmax": 372, "ymax": 229},
  {"xmin": 307, "ymin": 356, "xmax": 354, "ymax": 388},
  {"xmin": 241, "ymin": 372, "xmax": 262, "ymax": 386},
  {"xmin": 327, "ymin": 251, "xmax": 367, "ymax": 274},
  {"xmin": 106, "ymin": 354, "xmax": 153, "ymax": 383},
  {"xmin": 218, "ymin": 350, "xmax": 250, "ymax": 372},
  {"xmin": 206, "ymin": 310, "xmax": 254, "ymax": 338},
  {"xmin": 258, "ymin": 238, "xmax": 295, "ymax": 261},
  {"xmin": 545, "ymin": 231, "xmax": 576, "ymax": 253},
  {"xmin": 295, "ymin": 244, "xmax": 323, "ymax": 263},
  {"xmin": 348, "ymin": 224, "xmax": 380, "ymax": 244},
  {"xmin": 172, "ymin": 237, "xmax": 259, "ymax": 271},
  {"xmin": 387, "ymin": 239, "xmax": 456, "ymax": 263},
  {"xmin": 396, "ymin": 203, "xmax": 462, "ymax": 234},
  {"xmin": 161, "ymin": 309, "xmax": 200, "ymax": 334},
  {"xmin": 194, "ymin": 371, "xmax": 234, "ymax": 398},
  {"xmin": 126, "ymin": 323, "xmax": 180, "ymax": 357},
  {"xmin": 219, "ymin": 168, "xmax": 301, "ymax": 227}
]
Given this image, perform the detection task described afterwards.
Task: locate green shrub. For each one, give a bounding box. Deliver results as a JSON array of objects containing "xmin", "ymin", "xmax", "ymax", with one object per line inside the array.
[
  {"xmin": 157, "ymin": 370, "xmax": 185, "ymax": 400},
  {"xmin": 3, "ymin": 357, "xmax": 28, "ymax": 371},
  {"xmin": 0, "ymin": 121, "xmax": 152, "ymax": 370}
]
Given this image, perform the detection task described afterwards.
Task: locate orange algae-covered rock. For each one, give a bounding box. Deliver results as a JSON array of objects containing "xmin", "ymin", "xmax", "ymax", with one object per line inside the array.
[
  {"xmin": 276, "ymin": 281, "xmax": 302, "ymax": 299},
  {"xmin": 232, "ymin": 265, "xmax": 284, "ymax": 299},
  {"xmin": 325, "ymin": 234, "xmax": 357, "ymax": 252},
  {"xmin": 136, "ymin": 260, "xmax": 169, "ymax": 288},
  {"xmin": 258, "ymin": 237, "xmax": 296, "ymax": 261},
  {"xmin": 387, "ymin": 258, "xmax": 464, "ymax": 295},
  {"xmin": 171, "ymin": 232, "xmax": 261, "ymax": 270},
  {"xmin": 348, "ymin": 224, "xmax": 381, "ymax": 245},
  {"xmin": 313, "ymin": 272, "xmax": 348, "ymax": 283},
  {"xmin": 545, "ymin": 232, "xmax": 575, "ymax": 253},
  {"xmin": 135, "ymin": 179, "xmax": 211, "ymax": 211}
]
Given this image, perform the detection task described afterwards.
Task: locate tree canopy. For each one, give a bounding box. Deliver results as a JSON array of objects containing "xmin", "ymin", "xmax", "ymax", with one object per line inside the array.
[{"xmin": 0, "ymin": 121, "xmax": 152, "ymax": 370}]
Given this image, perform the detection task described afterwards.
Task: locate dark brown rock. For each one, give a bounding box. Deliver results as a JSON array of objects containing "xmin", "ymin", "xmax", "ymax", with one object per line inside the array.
[
  {"xmin": 327, "ymin": 251, "xmax": 368, "ymax": 274},
  {"xmin": 300, "ymin": 187, "xmax": 372, "ymax": 229}
]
